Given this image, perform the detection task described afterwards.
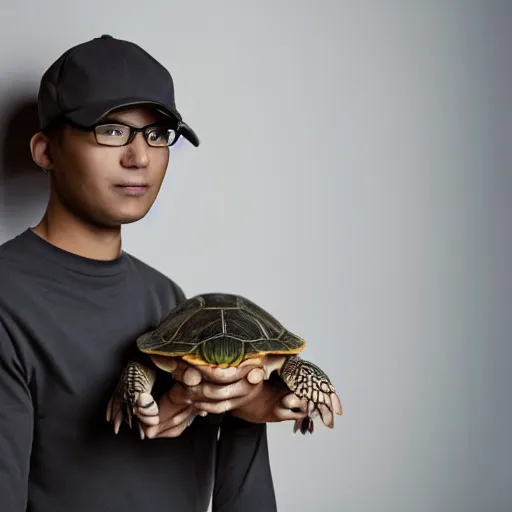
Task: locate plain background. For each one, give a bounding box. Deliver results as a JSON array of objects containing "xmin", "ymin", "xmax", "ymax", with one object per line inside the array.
[{"xmin": 0, "ymin": 2, "xmax": 511, "ymax": 511}]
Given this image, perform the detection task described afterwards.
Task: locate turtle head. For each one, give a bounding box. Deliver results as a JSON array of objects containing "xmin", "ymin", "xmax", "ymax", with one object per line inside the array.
[{"xmin": 200, "ymin": 336, "xmax": 245, "ymax": 366}]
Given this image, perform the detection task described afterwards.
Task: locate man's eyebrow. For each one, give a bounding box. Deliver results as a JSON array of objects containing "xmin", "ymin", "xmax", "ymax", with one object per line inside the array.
[
  {"xmin": 101, "ymin": 117, "xmax": 132, "ymax": 125},
  {"xmin": 99, "ymin": 117, "xmax": 166, "ymax": 127}
]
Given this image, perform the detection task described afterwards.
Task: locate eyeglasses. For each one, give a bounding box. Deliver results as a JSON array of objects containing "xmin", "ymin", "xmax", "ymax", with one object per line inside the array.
[{"xmin": 66, "ymin": 119, "xmax": 180, "ymax": 147}]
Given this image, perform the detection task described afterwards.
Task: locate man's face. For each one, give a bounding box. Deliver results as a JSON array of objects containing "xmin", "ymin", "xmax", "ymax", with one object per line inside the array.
[{"xmin": 49, "ymin": 107, "xmax": 171, "ymax": 228}]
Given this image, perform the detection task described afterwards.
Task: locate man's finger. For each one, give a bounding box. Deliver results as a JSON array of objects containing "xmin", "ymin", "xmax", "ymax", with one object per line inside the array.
[
  {"xmin": 281, "ymin": 393, "xmax": 308, "ymax": 413},
  {"xmin": 182, "ymin": 366, "xmax": 202, "ymax": 386},
  {"xmin": 145, "ymin": 405, "xmax": 195, "ymax": 439},
  {"xmin": 194, "ymin": 383, "xmax": 263, "ymax": 414},
  {"xmin": 195, "ymin": 362, "xmax": 262, "ymax": 384},
  {"xmin": 135, "ymin": 413, "xmax": 160, "ymax": 427},
  {"xmin": 200, "ymin": 378, "xmax": 256, "ymax": 401},
  {"xmin": 136, "ymin": 393, "xmax": 159, "ymax": 416},
  {"xmin": 151, "ymin": 413, "xmax": 196, "ymax": 439},
  {"xmin": 151, "ymin": 407, "xmax": 197, "ymax": 435},
  {"xmin": 153, "ymin": 358, "xmax": 203, "ymax": 386},
  {"xmin": 273, "ymin": 405, "xmax": 308, "ymax": 422},
  {"xmin": 247, "ymin": 367, "xmax": 264, "ymax": 384},
  {"xmin": 157, "ymin": 357, "xmax": 266, "ymax": 387},
  {"xmin": 135, "ymin": 393, "xmax": 159, "ymax": 426},
  {"xmin": 170, "ymin": 378, "xmax": 257, "ymax": 404},
  {"xmin": 169, "ymin": 360, "xmax": 203, "ymax": 386},
  {"xmin": 167, "ymin": 383, "xmax": 198, "ymax": 405}
]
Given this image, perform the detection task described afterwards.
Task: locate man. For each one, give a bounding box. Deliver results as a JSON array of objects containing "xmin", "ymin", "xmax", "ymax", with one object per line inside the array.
[{"xmin": 0, "ymin": 35, "xmax": 312, "ymax": 511}]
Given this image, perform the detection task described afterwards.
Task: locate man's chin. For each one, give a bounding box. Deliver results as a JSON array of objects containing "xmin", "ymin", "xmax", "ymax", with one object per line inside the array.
[
  {"xmin": 95, "ymin": 212, "xmax": 149, "ymax": 228},
  {"xmin": 115, "ymin": 206, "xmax": 154, "ymax": 225},
  {"xmin": 118, "ymin": 213, "xmax": 149, "ymax": 225}
]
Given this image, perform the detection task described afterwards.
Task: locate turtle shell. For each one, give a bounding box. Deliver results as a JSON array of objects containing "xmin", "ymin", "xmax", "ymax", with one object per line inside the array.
[{"xmin": 137, "ymin": 293, "xmax": 306, "ymax": 366}]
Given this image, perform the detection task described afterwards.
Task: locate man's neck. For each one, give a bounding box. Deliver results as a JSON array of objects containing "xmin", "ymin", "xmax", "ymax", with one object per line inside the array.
[{"xmin": 32, "ymin": 202, "xmax": 123, "ymax": 262}]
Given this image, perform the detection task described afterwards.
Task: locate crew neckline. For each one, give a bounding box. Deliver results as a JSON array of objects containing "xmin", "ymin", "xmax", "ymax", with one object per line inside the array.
[{"xmin": 18, "ymin": 228, "xmax": 129, "ymax": 276}]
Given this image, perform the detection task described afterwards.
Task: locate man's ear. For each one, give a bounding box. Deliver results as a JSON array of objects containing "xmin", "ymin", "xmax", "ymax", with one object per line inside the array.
[{"xmin": 30, "ymin": 131, "xmax": 54, "ymax": 172}]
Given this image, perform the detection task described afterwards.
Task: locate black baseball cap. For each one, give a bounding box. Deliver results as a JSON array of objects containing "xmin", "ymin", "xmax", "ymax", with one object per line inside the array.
[{"xmin": 37, "ymin": 34, "xmax": 199, "ymax": 147}]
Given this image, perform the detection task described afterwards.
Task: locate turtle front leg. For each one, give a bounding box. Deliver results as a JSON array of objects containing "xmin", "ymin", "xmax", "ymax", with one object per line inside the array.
[
  {"xmin": 268, "ymin": 355, "xmax": 342, "ymax": 435},
  {"xmin": 106, "ymin": 360, "xmax": 157, "ymax": 439}
]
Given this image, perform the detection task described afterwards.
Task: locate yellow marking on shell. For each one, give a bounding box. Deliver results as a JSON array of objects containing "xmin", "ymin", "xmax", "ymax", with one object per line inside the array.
[
  {"xmin": 182, "ymin": 354, "xmax": 216, "ymax": 366},
  {"xmin": 244, "ymin": 343, "xmax": 306, "ymax": 358},
  {"xmin": 140, "ymin": 340, "xmax": 306, "ymax": 367},
  {"xmin": 140, "ymin": 347, "xmax": 193, "ymax": 358}
]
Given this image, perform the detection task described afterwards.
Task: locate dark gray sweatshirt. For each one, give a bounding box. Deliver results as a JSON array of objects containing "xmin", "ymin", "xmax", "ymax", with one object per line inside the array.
[{"xmin": 0, "ymin": 228, "xmax": 277, "ymax": 512}]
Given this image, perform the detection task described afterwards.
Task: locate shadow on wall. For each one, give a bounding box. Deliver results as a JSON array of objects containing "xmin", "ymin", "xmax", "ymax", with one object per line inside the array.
[{"xmin": 0, "ymin": 97, "xmax": 49, "ymax": 244}]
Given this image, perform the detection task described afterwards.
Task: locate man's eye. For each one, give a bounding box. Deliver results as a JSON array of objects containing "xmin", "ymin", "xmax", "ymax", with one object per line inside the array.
[
  {"xmin": 97, "ymin": 126, "xmax": 125, "ymax": 137},
  {"xmin": 104, "ymin": 129, "xmax": 124, "ymax": 136},
  {"xmin": 147, "ymin": 130, "xmax": 162, "ymax": 142}
]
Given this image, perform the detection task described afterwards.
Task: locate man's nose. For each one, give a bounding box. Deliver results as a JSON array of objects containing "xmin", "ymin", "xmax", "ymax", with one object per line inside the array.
[{"xmin": 121, "ymin": 132, "xmax": 149, "ymax": 168}]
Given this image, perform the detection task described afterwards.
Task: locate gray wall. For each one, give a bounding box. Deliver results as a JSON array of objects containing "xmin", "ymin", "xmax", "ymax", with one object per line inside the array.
[{"xmin": 0, "ymin": 2, "xmax": 510, "ymax": 511}]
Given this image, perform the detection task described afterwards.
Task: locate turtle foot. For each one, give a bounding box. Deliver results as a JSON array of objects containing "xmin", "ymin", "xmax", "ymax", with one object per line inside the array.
[
  {"xmin": 106, "ymin": 361, "xmax": 157, "ymax": 439},
  {"xmin": 280, "ymin": 355, "xmax": 342, "ymax": 434}
]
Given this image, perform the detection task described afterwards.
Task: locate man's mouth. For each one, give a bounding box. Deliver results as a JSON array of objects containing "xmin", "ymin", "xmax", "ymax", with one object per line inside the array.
[
  {"xmin": 115, "ymin": 182, "xmax": 149, "ymax": 196},
  {"xmin": 116, "ymin": 181, "xmax": 148, "ymax": 188}
]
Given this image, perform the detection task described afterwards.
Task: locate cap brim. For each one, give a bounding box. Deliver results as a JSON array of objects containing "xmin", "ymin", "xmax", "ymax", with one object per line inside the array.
[{"xmin": 64, "ymin": 98, "xmax": 200, "ymax": 147}]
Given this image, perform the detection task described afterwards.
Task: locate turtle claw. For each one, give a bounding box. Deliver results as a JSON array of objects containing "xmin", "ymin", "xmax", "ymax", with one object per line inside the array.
[
  {"xmin": 107, "ymin": 390, "xmax": 138, "ymax": 432},
  {"xmin": 293, "ymin": 416, "xmax": 314, "ymax": 435},
  {"xmin": 317, "ymin": 403, "xmax": 334, "ymax": 428},
  {"xmin": 114, "ymin": 411, "xmax": 123, "ymax": 435},
  {"xmin": 292, "ymin": 402, "xmax": 327, "ymax": 435},
  {"xmin": 331, "ymin": 392, "xmax": 343, "ymax": 416}
]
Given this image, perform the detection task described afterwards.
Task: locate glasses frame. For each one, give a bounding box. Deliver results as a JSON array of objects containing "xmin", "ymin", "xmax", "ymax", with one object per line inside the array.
[{"xmin": 65, "ymin": 119, "xmax": 181, "ymax": 148}]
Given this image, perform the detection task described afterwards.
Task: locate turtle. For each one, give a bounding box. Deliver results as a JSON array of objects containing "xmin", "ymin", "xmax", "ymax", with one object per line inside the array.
[{"xmin": 106, "ymin": 293, "xmax": 342, "ymax": 437}]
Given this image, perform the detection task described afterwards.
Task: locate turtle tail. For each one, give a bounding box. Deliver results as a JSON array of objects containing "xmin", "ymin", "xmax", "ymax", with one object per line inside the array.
[{"xmin": 201, "ymin": 337, "xmax": 244, "ymax": 366}]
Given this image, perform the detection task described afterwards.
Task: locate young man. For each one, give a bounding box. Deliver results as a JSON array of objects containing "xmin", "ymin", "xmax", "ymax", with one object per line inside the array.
[{"xmin": 0, "ymin": 35, "xmax": 311, "ymax": 511}]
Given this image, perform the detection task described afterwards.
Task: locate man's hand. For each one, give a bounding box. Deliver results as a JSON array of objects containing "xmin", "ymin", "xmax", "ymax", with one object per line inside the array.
[
  {"xmin": 229, "ymin": 383, "xmax": 310, "ymax": 424},
  {"xmin": 138, "ymin": 359, "xmax": 268, "ymax": 439},
  {"xmin": 134, "ymin": 358, "xmax": 341, "ymax": 438},
  {"xmin": 134, "ymin": 391, "xmax": 197, "ymax": 439},
  {"xmin": 229, "ymin": 382, "xmax": 342, "ymax": 433}
]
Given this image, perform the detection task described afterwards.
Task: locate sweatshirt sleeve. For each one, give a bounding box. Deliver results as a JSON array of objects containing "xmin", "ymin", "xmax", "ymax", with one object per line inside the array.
[
  {"xmin": 212, "ymin": 414, "xmax": 278, "ymax": 512},
  {"xmin": 0, "ymin": 320, "xmax": 34, "ymax": 511}
]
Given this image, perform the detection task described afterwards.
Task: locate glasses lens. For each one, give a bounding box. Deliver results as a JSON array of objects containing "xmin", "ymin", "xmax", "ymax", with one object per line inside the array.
[
  {"xmin": 95, "ymin": 124, "xmax": 131, "ymax": 146},
  {"xmin": 146, "ymin": 126, "xmax": 177, "ymax": 147}
]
